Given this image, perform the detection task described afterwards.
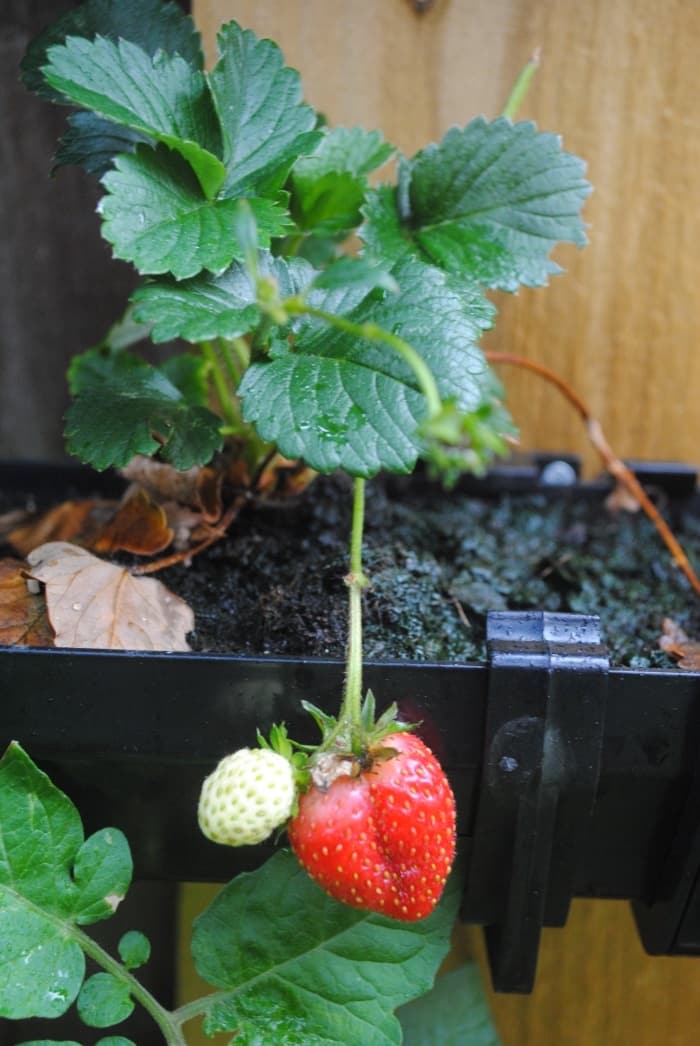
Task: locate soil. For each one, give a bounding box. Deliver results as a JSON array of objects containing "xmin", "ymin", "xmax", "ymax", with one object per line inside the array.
[{"xmin": 154, "ymin": 472, "xmax": 700, "ymax": 670}]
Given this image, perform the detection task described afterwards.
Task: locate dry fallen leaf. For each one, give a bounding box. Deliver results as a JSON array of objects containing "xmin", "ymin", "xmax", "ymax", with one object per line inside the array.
[
  {"xmin": 92, "ymin": 488, "xmax": 174, "ymax": 556},
  {"xmin": 27, "ymin": 541, "xmax": 193, "ymax": 651},
  {"xmin": 7, "ymin": 499, "xmax": 116, "ymax": 557},
  {"xmin": 605, "ymin": 481, "xmax": 642, "ymax": 514},
  {"xmin": 659, "ymin": 617, "xmax": 700, "ymax": 670},
  {"xmin": 121, "ymin": 456, "xmax": 222, "ymax": 521},
  {"xmin": 0, "ymin": 557, "xmax": 54, "ymax": 647}
]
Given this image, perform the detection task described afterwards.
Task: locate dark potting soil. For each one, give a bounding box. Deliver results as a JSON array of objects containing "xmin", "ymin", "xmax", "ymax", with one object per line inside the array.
[{"xmin": 157, "ymin": 472, "xmax": 700, "ymax": 670}]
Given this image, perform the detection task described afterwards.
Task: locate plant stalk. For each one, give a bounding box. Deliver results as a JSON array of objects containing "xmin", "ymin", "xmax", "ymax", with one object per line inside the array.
[
  {"xmin": 342, "ymin": 476, "xmax": 367, "ymax": 736},
  {"xmin": 70, "ymin": 923, "xmax": 186, "ymax": 1045},
  {"xmin": 502, "ymin": 49, "xmax": 541, "ymax": 119},
  {"xmin": 284, "ymin": 300, "xmax": 443, "ymax": 420},
  {"xmin": 201, "ymin": 340, "xmax": 238, "ymax": 429}
]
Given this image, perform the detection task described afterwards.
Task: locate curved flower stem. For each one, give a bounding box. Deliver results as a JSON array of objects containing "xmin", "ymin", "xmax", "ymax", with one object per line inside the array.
[
  {"xmin": 283, "ymin": 300, "xmax": 443, "ymax": 420},
  {"xmin": 487, "ymin": 350, "xmax": 700, "ymax": 597}
]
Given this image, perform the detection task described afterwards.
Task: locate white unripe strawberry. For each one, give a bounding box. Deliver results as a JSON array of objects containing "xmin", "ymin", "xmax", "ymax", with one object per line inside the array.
[{"xmin": 198, "ymin": 747, "xmax": 296, "ymax": 846}]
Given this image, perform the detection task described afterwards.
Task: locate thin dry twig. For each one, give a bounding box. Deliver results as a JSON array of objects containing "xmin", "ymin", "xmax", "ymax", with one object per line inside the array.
[
  {"xmin": 130, "ymin": 493, "xmax": 248, "ymax": 576},
  {"xmin": 486, "ymin": 350, "xmax": 700, "ymax": 597}
]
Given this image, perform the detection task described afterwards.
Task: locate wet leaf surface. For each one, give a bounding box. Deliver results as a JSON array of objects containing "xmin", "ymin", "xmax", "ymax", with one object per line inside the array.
[{"xmin": 26, "ymin": 541, "xmax": 193, "ymax": 651}]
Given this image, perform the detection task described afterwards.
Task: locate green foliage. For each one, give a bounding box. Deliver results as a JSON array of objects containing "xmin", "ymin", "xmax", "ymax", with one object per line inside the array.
[
  {"xmin": 208, "ymin": 22, "xmax": 321, "ymax": 198},
  {"xmin": 192, "ymin": 849, "xmax": 461, "ymax": 1044},
  {"xmin": 397, "ymin": 963, "xmax": 501, "ymax": 1045},
  {"xmin": 290, "ymin": 126, "xmax": 394, "ymax": 236},
  {"xmin": 77, "ymin": 973, "xmax": 134, "ymax": 1028},
  {"xmin": 118, "ymin": 930, "xmax": 151, "ymax": 970},
  {"xmin": 364, "ymin": 117, "xmax": 591, "ymax": 292},
  {"xmin": 132, "ymin": 252, "xmax": 312, "ymax": 344},
  {"xmin": 0, "ymin": 743, "xmax": 131, "ymax": 1020},
  {"xmin": 21, "ymin": 0, "xmax": 202, "ymax": 101},
  {"xmin": 24, "ymin": 0, "xmax": 589, "ymax": 476},
  {"xmin": 239, "ymin": 255, "xmax": 498, "ymax": 476}
]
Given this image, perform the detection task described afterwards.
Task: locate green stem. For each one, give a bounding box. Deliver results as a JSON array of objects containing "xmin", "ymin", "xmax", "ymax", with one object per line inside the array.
[
  {"xmin": 284, "ymin": 300, "xmax": 443, "ymax": 419},
  {"xmin": 201, "ymin": 340, "xmax": 238, "ymax": 429},
  {"xmin": 230, "ymin": 336, "xmax": 251, "ymax": 372},
  {"xmin": 502, "ymin": 48, "xmax": 541, "ymax": 119},
  {"xmin": 71, "ymin": 923, "xmax": 186, "ymax": 1045},
  {"xmin": 342, "ymin": 477, "xmax": 367, "ymax": 736},
  {"xmin": 217, "ymin": 339, "xmax": 242, "ymax": 389}
]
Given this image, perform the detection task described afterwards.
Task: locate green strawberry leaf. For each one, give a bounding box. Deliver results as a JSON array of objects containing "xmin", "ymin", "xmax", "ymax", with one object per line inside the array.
[
  {"xmin": 21, "ymin": 0, "xmax": 203, "ymax": 101},
  {"xmin": 290, "ymin": 126, "xmax": 395, "ymax": 236},
  {"xmin": 65, "ymin": 359, "xmax": 223, "ymax": 470},
  {"xmin": 0, "ymin": 743, "xmax": 132, "ymax": 1020},
  {"xmin": 99, "ymin": 145, "xmax": 291, "ymax": 279},
  {"xmin": 159, "ymin": 354, "xmax": 211, "ymax": 407},
  {"xmin": 192, "ymin": 849, "xmax": 460, "ymax": 1045},
  {"xmin": 132, "ymin": 253, "xmax": 312, "ymax": 343},
  {"xmin": 52, "ymin": 112, "xmax": 147, "ymax": 177},
  {"xmin": 77, "ymin": 972, "xmax": 134, "ymax": 1028},
  {"xmin": 42, "ymin": 36, "xmax": 224, "ymax": 198},
  {"xmin": 118, "ymin": 930, "xmax": 151, "ymax": 970},
  {"xmin": 311, "ymin": 256, "xmax": 398, "ymax": 294},
  {"xmin": 208, "ymin": 21, "xmax": 321, "ymax": 198},
  {"xmin": 98, "ymin": 304, "xmax": 153, "ymax": 353},
  {"xmin": 397, "ymin": 962, "xmax": 501, "ymax": 1045},
  {"xmin": 239, "ymin": 256, "xmax": 501, "ymax": 477},
  {"xmin": 364, "ymin": 117, "xmax": 591, "ymax": 291}
]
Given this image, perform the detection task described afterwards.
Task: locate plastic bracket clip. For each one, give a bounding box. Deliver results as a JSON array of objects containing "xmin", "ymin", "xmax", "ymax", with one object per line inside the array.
[{"xmin": 462, "ymin": 611, "xmax": 608, "ymax": 992}]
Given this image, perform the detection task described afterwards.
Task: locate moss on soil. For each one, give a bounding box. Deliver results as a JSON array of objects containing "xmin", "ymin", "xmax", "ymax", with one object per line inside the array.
[{"xmin": 161, "ymin": 473, "xmax": 700, "ymax": 669}]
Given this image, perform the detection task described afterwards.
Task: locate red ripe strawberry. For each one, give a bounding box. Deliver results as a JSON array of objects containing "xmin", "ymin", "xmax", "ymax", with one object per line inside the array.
[{"xmin": 288, "ymin": 733, "xmax": 456, "ymax": 921}]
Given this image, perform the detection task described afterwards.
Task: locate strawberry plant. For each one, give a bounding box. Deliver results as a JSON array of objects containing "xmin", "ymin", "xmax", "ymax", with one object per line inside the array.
[{"xmin": 3, "ymin": 0, "xmax": 592, "ymax": 1039}]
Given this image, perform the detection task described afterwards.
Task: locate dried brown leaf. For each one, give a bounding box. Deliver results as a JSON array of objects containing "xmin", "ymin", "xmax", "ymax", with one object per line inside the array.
[
  {"xmin": 7, "ymin": 499, "xmax": 116, "ymax": 557},
  {"xmin": 26, "ymin": 541, "xmax": 193, "ymax": 651},
  {"xmin": 0, "ymin": 557, "xmax": 54, "ymax": 647},
  {"xmin": 92, "ymin": 488, "xmax": 174, "ymax": 556},
  {"xmin": 120, "ymin": 456, "xmax": 222, "ymax": 521},
  {"xmin": 605, "ymin": 481, "xmax": 642, "ymax": 514},
  {"xmin": 659, "ymin": 617, "xmax": 700, "ymax": 670}
]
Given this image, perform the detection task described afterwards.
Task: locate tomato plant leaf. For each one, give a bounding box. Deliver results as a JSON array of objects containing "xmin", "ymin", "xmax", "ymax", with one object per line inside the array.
[
  {"xmin": 208, "ymin": 21, "xmax": 321, "ymax": 198},
  {"xmin": 99, "ymin": 146, "xmax": 291, "ymax": 279},
  {"xmin": 21, "ymin": 0, "xmax": 203, "ymax": 102},
  {"xmin": 77, "ymin": 973, "xmax": 134, "ymax": 1028},
  {"xmin": 0, "ymin": 743, "xmax": 132, "ymax": 1019},
  {"xmin": 364, "ymin": 117, "xmax": 590, "ymax": 291},
  {"xmin": 240, "ymin": 256, "xmax": 502, "ymax": 477},
  {"xmin": 290, "ymin": 126, "xmax": 395, "ymax": 236},
  {"xmin": 192, "ymin": 849, "xmax": 460, "ymax": 1045},
  {"xmin": 132, "ymin": 253, "xmax": 312, "ymax": 343},
  {"xmin": 118, "ymin": 930, "xmax": 151, "ymax": 970},
  {"xmin": 66, "ymin": 353, "xmax": 223, "ymax": 470},
  {"xmin": 397, "ymin": 962, "xmax": 500, "ymax": 1045}
]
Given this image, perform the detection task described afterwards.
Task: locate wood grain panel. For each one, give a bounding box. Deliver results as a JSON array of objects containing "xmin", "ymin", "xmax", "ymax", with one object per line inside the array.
[
  {"xmin": 468, "ymin": 900, "xmax": 700, "ymax": 1046},
  {"xmin": 196, "ymin": 0, "xmax": 700, "ymax": 475}
]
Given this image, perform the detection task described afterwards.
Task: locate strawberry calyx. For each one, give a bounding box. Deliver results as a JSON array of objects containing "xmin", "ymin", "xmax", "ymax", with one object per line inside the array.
[{"xmin": 297, "ymin": 690, "xmax": 417, "ymax": 792}]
